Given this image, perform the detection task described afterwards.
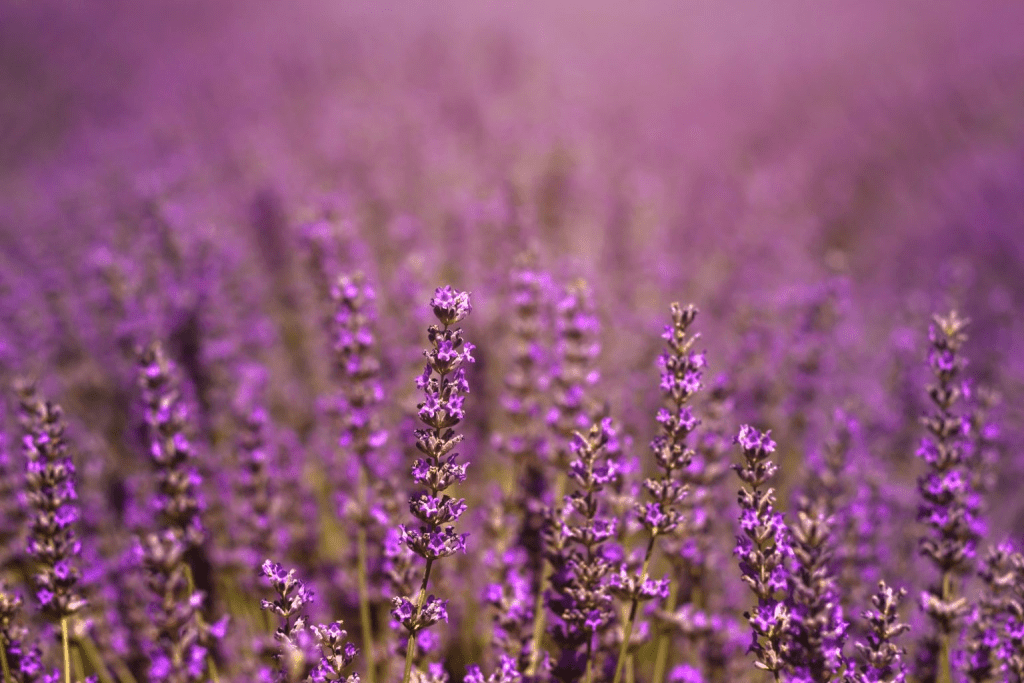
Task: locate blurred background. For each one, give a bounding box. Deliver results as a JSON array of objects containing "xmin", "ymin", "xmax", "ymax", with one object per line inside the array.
[{"xmin": 3, "ymin": 0, "xmax": 1024, "ymax": 507}]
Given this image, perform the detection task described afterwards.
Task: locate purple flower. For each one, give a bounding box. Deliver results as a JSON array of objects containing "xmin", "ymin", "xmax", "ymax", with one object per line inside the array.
[
  {"xmin": 395, "ymin": 285, "xmax": 474, "ymax": 679},
  {"xmin": 16, "ymin": 384, "xmax": 85, "ymax": 619},
  {"xmin": 734, "ymin": 424, "xmax": 793, "ymax": 677},
  {"xmin": 309, "ymin": 621, "xmax": 360, "ymax": 683},
  {"xmin": 915, "ymin": 312, "xmax": 980, "ymax": 674},
  {"xmin": 136, "ymin": 343, "xmax": 205, "ymax": 547}
]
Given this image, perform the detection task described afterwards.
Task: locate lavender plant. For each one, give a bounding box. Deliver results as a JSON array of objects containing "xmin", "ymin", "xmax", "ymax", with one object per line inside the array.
[
  {"xmin": 16, "ymin": 385, "xmax": 84, "ymax": 683},
  {"xmin": 915, "ymin": 312, "xmax": 982, "ymax": 683},
  {"xmin": 733, "ymin": 425, "xmax": 793, "ymax": 680},
  {"xmin": 844, "ymin": 581, "xmax": 910, "ymax": 683},
  {"xmin": 544, "ymin": 418, "xmax": 621, "ymax": 683},
  {"xmin": 394, "ymin": 286, "xmax": 474, "ymax": 683},
  {"xmin": 609, "ymin": 303, "xmax": 703, "ymax": 683},
  {"xmin": 327, "ymin": 272, "xmax": 387, "ymax": 683}
]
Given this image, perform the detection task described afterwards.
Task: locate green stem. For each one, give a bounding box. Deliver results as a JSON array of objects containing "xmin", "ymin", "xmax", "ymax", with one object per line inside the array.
[
  {"xmin": 1, "ymin": 643, "xmax": 13, "ymax": 683},
  {"xmin": 356, "ymin": 465, "xmax": 377, "ymax": 683},
  {"xmin": 651, "ymin": 576, "xmax": 679, "ymax": 683},
  {"xmin": 526, "ymin": 471, "xmax": 567, "ymax": 676},
  {"xmin": 76, "ymin": 633, "xmax": 118, "ymax": 683},
  {"xmin": 584, "ymin": 640, "xmax": 594, "ymax": 683},
  {"xmin": 937, "ymin": 571, "xmax": 953, "ymax": 683},
  {"xmin": 78, "ymin": 634, "xmax": 132, "ymax": 683},
  {"xmin": 184, "ymin": 564, "xmax": 220, "ymax": 683},
  {"xmin": 613, "ymin": 535, "xmax": 656, "ymax": 683},
  {"xmin": 62, "ymin": 617, "xmax": 71, "ymax": 683},
  {"xmin": 402, "ymin": 559, "xmax": 435, "ymax": 683},
  {"xmin": 72, "ymin": 641, "xmax": 85, "ymax": 683}
]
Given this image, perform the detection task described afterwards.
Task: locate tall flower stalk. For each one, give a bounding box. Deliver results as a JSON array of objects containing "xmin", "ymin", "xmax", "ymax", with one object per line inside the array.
[
  {"xmin": 610, "ymin": 303, "xmax": 703, "ymax": 683},
  {"xmin": 395, "ymin": 286, "xmax": 474, "ymax": 683},
  {"xmin": 544, "ymin": 419, "xmax": 620, "ymax": 683},
  {"xmin": 528, "ymin": 279, "xmax": 600, "ymax": 677},
  {"xmin": 329, "ymin": 273, "xmax": 387, "ymax": 683},
  {"xmin": 17, "ymin": 384, "xmax": 85, "ymax": 683},
  {"xmin": 136, "ymin": 343, "xmax": 220, "ymax": 682},
  {"xmin": 915, "ymin": 311, "xmax": 981, "ymax": 683},
  {"xmin": 844, "ymin": 581, "xmax": 910, "ymax": 683},
  {"xmin": 733, "ymin": 425, "xmax": 793, "ymax": 680}
]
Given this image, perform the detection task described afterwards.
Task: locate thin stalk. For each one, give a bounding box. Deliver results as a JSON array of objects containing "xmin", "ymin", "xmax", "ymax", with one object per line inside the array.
[
  {"xmin": 61, "ymin": 617, "xmax": 71, "ymax": 683},
  {"xmin": 584, "ymin": 640, "xmax": 594, "ymax": 683},
  {"xmin": 626, "ymin": 655, "xmax": 635, "ymax": 683},
  {"xmin": 526, "ymin": 471, "xmax": 567, "ymax": 676},
  {"xmin": 650, "ymin": 577, "xmax": 679, "ymax": 683},
  {"xmin": 77, "ymin": 633, "xmax": 120, "ymax": 683},
  {"xmin": 184, "ymin": 564, "xmax": 220, "ymax": 683},
  {"xmin": 613, "ymin": 535, "xmax": 656, "ymax": 683},
  {"xmin": 938, "ymin": 571, "xmax": 953, "ymax": 683},
  {"xmin": 1, "ymin": 644, "xmax": 13, "ymax": 683},
  {"xmin": 402, "ymin": 559, "xmax": 435, "ymax": 683},
  {"xmin": 72, "ymin": 641, "xmax": 85, "ymax": 682},
  {"xmin": 356, "ymin": 464, "xmax": 377, "ymax": 683}
]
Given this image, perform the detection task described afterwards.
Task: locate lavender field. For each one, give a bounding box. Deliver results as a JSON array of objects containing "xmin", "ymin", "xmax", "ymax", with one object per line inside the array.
[{"xmin": 2, "ymin": 1, "xmax": 1024, "ymax": 682}]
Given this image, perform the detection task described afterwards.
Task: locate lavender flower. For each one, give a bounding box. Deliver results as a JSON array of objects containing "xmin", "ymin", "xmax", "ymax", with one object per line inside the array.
[
  {"xmin": 547, "ymin": 280, "xmax": 601, "ymax": 468},
  {"xmin": 963, "ymin": 543, "xmax": 1013, "ymax": 683},
  {"xmin": 844, "ymin": 582, "xmax": 910, "ymax": 683},
  {"xmin": 610, "ymin": 303, "xmax": 703, "ymax": 683},
  {"xmin": 529, "ymin": 278, "xmax": 600, "ymax": 678},
  {"xmin": 465, "ymin": 654, "xmax": 524, "ymax": 683},
  {"xmin": 309, "ymin": 621, "xmax": 360, "ymax": 683},
  {"xmin": 397, "ymin": 286, "xmax": 474, "ymax": 683},
  {"xmin": 733, "ymin": 425, "xmax": 793, "ymax": 679},
  {"xmin": 136, "ymin": 342, "xmax": 205, "ymax": 547},
  {"xmin": 544, "ymin": 419, "xmax": 621, "ymax": 683},
  {"xmin": 136, "ymin": 531, "xmax": 222, "ymax": 683},
  {"xmin": 999, "ymin": 548, "xmax": 1024, "ymax": 680},
  {"xmin": 327, "ymin": 272, "xmax": 388, "ymax": 682},
  {"xmin": 786, "ymin": 500, "xmax": 848, "ymax": 681},
  {"xmin": 915, "ymin": 312, "xmax": 981, "ymax": 683},
  {"xmin": 16, "ymin": 384, "xmax": 85, "ymax": 620},
  {"xmin": 260, "ymin": 560, "xmax": 315, "ymax": 682},
  {"xmin": 0, "ymin": 582, "xmax": 48, "ymax": 683}
]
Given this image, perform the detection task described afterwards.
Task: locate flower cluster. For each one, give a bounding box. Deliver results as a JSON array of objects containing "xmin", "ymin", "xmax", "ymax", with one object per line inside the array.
[
  {"xmin": 0, "ymin": 581, "xmax": 47, "ymax": 683},
  {"xmin": 137, "ymin": 342, "xmax": 205, "ymax": 547},
  {"xmin": 786, "ymin": 500, "xmax": 848, "ymax": 680},
  {"xmin": 640, "ymin": 303, "xmax": 704, "ymax": 538},
  {"xmin": 844, "ymin": 582, "xmax": 910, "ymax": 683},
  {"xmin": 16, "ymin": 384, "xmax": 84, "ymax": 620},
  {"xmin": 309, "ymin": 621, "xmax": 361, "ymax": 683},
  {"xmin": 329, "ymin": 272, "xmax": 388, "ymax": 473},
  {"xmin": 544, "ymin": 419, "xmax": 621, "ymax": 682},
  {"xmin": 395, "ymin": 286, "xmax": 473, "ymax": 680},
  {"xmin": 547, "ymin": 280, "xmax": 601, "ymax": 469},
  {"xmin": 259, "ymin": 560, "xmax": 361, "ymax": 683},
  {"xmin": 733, "ymin": 425, "xmax": 793, "ymax": 677},
  {"xmin": 136, "ymin": 530, "xmax": 222, "ymax": 683},
  {"xmin": 915, "ymin": 312, "xmax": 983, "ymax": 679}
]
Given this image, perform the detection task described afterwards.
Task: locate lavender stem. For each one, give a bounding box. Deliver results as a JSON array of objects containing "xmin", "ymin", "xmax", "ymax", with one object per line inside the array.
[
  {"xmin": 525, "ymin": 470, "xmax": 567, "ymax": 677},
  {"xmin": 356, "ymin": 463, "xmax": 376, "ymax": 683},
  {"xmin": 650, "ymin": 578, "xmax": 679, "ymax": 683},
  {"xmin": 61, "ymin": 617, "xmax": 71, "ymax": 683},
  {"xmin": 402, "ymin": 558, "xmax": 436, "ymax": 683},
  {"xmin": 612, "ymin": 534, "xmax": 657, "ymax": 683}
]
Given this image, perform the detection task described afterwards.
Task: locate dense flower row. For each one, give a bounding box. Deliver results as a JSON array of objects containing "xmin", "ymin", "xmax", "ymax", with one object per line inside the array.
[{"xmin": 0, "ymin": 263, "xmax": 1022, "ymax": 683}]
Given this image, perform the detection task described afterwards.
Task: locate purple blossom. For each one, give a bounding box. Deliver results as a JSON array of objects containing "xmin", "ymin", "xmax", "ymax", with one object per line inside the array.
[
  {"xmin": 16, "ymin": 384, "xmax": 85, "ymax": 620},
  {"xmin": 734, "ymin": 425, "xmax": 793, "ymax": 677}
]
